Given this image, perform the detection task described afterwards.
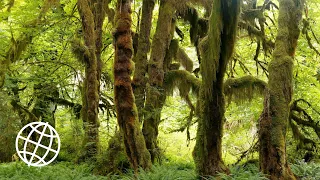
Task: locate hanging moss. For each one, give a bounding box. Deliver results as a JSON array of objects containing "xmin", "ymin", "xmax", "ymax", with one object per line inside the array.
[
  {"xmin": 164, "ymin": 70, "xmax": 200, "ymax": 97},
  {"xmin": 163, "ymin": 39, "xmax": 194, "ymax": 73},
  {"xmin": 224, "ymin": 75, "xmax": 267, "ymax": 104},
  {"xmin": 70, "ymin": 37, "xmax": 89, "ymax": 64},
  {"xmin": 199, "ymin": 1, "xmax": 223, "ymax": 96},
  {"xmin": 176, "ymin": 6, "xmax": 199, "ymax": 43},
  {"xmin": 0, "ymin": 0, "xmax": 57, "ymax": 88},
  {"xmin": 193, "ymin": 0, "xmax": 241, "ymax": 177},
  {"xmin": 1, "ymin": 36, "xmax": 32, "ymax": 88}
]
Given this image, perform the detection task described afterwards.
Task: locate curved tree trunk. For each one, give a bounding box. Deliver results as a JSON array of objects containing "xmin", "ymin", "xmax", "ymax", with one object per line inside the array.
[
  {"xmin": 259, "ymin": 0, "xmax": 303, "ymax": 179},
  {"xmin": 113, "ymin": 0, "xmax": 152, "ymax": 172},
  {"xmin": 193, "ymin": 0, "xmax": 240, "ymax": 177},
  {"xmin": 132, "ymin": 0, "xmax": 155, "ymax": 121},
  {"xmin": 142, "ymin": 0, "xmax": 175, "ymax": 163}
]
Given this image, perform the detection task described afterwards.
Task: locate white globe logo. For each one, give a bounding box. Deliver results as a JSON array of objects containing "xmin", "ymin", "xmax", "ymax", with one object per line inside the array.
[{"xmin": 15, "ymin": 122, "xmax": 60, "ymax": 167}]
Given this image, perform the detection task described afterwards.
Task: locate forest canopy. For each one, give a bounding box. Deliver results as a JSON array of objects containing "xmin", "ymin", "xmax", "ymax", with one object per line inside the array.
[{"xmin": 0, "ymin": 0, "xmax": 320, "ymax": 179}]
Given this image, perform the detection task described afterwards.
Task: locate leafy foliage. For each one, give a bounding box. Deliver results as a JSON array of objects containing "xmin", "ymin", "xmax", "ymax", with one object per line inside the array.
[
  {"xmin": 290, "ymin": 161, "xmax": 320, "ymax": 180},
  {"xmin": 0, "ymin": 0, "xmax": 319, "ymax": 179}
]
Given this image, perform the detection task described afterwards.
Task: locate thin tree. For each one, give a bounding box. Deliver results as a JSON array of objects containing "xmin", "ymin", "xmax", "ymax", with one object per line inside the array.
[
  {"xmin": 142, "ymin": 0, "xmax": 216, "ymax": 163},
  {"xmin": 142, "ymin": 0, "xmax": 176, "ymax": 163},
  {"xmin": 77, "ymin": 0, "xmax": 105, "ymax": 160},
  {"xmin": 132, "ymin": 0, "xmax": 156, "ymax": 121}
]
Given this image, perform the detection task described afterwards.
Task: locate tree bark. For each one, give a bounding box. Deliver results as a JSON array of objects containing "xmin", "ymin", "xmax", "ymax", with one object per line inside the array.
[
  {"xmin": 113, "ymin": 0, "xmax": 152, "ymax": 172},
  {"xmin": 193, "ymin": 0, "xmax": 240, "ymax": 177},
  {"xmin": 142, "ymin": 0, "xmax": 175, "ymax": 163},
  {"xmin": 77, "ymin": 0, "xmax": 105, "ymax": 161},
  {"xmin": 259, "ymin": 0, "xmax": 303, "ymax": 179},
  {"xmin": 132, "ymin": 0, "xmax": 155, "ymax": 121}
]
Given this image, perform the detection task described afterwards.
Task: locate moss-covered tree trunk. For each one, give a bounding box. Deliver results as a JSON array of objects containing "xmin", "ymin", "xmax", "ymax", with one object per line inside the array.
[
  {"xmin": 77, "ymin": 0, "xmax": 105, "ymax": 160},
  {"xmin": 259, "ymin": 0, "xmax": 303, "ymax": 179},
  {"xmin": 142, "ymin": 0, "xmax": 175, "ymax": 163},
  {"xmin": 113, "ymin": 0, "xmax": 152, "ymax": 172},
  {"xmin": 132, "ymin": 0, "xmax": 155, "ymax": 121},
  {"xmin": 193, "ymin": 0, "xmax": 240, "ymax": 177}
]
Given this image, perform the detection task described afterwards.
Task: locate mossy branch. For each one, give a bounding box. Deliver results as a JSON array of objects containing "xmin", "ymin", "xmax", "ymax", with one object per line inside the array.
[
  {"xmin": 224, "ymin": 75, "xmax": 267, "ymax": 104},
  {"xmin": 164, "ymin": 70, "xmax": 201, "ymax": 97},
  {"xmin": 290, "ymin": 101, "xmax": 320, "ymax": 139},
  {"xmin": 302, "ymin": 19, "xmax": 320, "ymax": 56},
  {"xmin": 289, "ymin": 119, "xmax": 316, "ymax": 148},
  {"xmin": 176, "ymin": 48, "xmax": 193, "ymax": 72},
  {"xmin": 104, "ymin": 0, "xmax": 115, "ymax": 25},
  {"xmin": 291, "ymin": 114, "xmax": 320, "ymax": 139},
  {"xmin": 10, "ymin": 100, "xmax": 38, "ymax": 122},
  {"xmin": 6, "ymin": 0, "xmax": 15, "ymax": 12}
]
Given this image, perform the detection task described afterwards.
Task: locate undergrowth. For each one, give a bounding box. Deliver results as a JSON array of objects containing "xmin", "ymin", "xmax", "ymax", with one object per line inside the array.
[
  {"xmin": 290, "ymin": 161, "xmax": 320, "ymax": 180},
  {"xmin": 0, "ymin": 161, "xmax": 319, "ymax": 180}
]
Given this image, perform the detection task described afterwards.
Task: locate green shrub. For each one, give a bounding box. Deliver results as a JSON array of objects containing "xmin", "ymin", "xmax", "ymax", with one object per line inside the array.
[
  {"xmin": 213, "ymin": 164, "xmax": 268, "ymax": 180},
  {"xmin": 291, "ymin": 161, "xmax": 320, "ymax": 180},
  {"xmin": 0, "ymin": 162, "xmax": 109, "ymax": 180}
]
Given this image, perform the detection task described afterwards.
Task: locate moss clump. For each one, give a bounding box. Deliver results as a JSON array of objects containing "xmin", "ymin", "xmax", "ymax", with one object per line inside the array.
[
  {"xmin": 70, "ymin": 37, "xmax": 89, "ymax": 64},
  {"xmin": 164, "ymin": 70, "xmax": 201, "ymax": 98},
  {"xmin": 224, "ymin": 75, "xmax": 267, "ymax": 104}
]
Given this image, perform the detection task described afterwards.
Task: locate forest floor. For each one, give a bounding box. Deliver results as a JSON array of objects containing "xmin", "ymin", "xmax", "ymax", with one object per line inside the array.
[{"xmin": 0, "ymin": 160, "xmax": 319, "ymax": 180}]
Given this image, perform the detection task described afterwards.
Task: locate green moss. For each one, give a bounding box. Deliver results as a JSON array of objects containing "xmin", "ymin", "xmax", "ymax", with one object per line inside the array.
[
  {"xmin": 258, "ymin": 0, "xmax": 304, "ymax": 179},
  {"xmin": 224, "ymin": 75, "xmax": 267, "ymax": 104},
  {"xmin": 194, "ymin": 0, "xmax": 241, "ymax": 176},
  {"xmin": 164, "ymin": 39, "xmax": 179, "ymax": 71},
  {"xmin": 164, "ymin": 70, "xmax": 201, "ymax": 98},
  {"xmin": 176, "ymin": 48, "xmax": 193, "ymax": 72},
  {"xmin": 200, "ymin": 1, "xmax": 223, "ymax": 95},
  {"xmin": 70, "ymin": 37, "xmax": 89, "ymax": 64}
]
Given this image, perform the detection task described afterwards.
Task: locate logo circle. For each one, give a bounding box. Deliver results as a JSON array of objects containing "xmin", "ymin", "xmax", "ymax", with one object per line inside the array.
[{"xmin": 15, "ymin": 122, "xmax": 60, "ymax": 167}]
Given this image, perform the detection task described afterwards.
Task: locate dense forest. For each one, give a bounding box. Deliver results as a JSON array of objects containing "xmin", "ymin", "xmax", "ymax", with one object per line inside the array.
[{"xmin": 0, "ymin": 0, "xmax": 320, "ymax": 179}]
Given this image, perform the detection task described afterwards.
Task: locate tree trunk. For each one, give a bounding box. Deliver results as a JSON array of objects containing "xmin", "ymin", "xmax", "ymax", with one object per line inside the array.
[
  {"xmin": 113, "ymin": 0, "xmax": 152, "ymax": 172},
  {"xmin": 193, "ymin": 0, "xmax": 240, "ymax": 177},
  {"xmin": 132, "ymin": 0, "xmax": 155, "ymax": 121},
  {"xmin": 77, "ymin": 0, "xmax": 105, "ymax": 161},
  {"xmin": 259, "ymin": 0, "xmax": 303, "ymax": 179},
  {"xmin": 142, "ymin": 0, "xmax": 175, "ymax": 163}
]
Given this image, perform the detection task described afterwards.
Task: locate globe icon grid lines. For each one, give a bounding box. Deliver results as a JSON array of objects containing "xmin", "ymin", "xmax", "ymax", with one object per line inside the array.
[
  {"xmin": 15, "ymin": 122, "xmax": 61, "ymax": 167},
  {"xmin": 27, "ymin": 123, "xmax": 49, "ymax": 165},
  {"xmin": 17, "ymin": 136, "xmax": 58, "ymax": 153}
]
